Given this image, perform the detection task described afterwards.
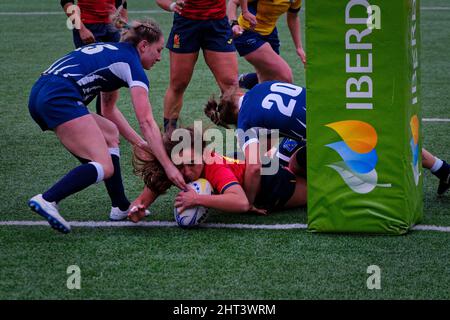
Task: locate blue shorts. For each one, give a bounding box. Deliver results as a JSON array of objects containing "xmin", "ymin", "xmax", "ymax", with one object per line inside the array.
[
  {"xmin": 255, "ymin": 165, "xmax": 296, "ymax": 210},
  {"xmin": 72, "ymin": 23, "xmax": 120, "ymax": 48},
  {"xmin": 28, "ymin": 75, "xmax": 89, "ymax": 131},
  {"xmin": 166, "ymin": 14, "xmax": 235, "ymax": 53},
  {"xmin": 234, "ymin": 28, "xmax": 280, "ymax": 57}
]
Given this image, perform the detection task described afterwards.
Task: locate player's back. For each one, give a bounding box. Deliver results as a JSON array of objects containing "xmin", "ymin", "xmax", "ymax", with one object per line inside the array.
[
  {"xmin": 238, "ymin": 81, "xmax": 307, "ymax": 141},
  {"xmin": 42, "ymin": 42, "xmax": 148, "ymax": 103},
  {"xmin": 181, "ymin": 0, "xmax": 227, "ymax": 20},
  {"xmin": 77, "ymin": 0, "xmax": 116, "ymax": 24}
]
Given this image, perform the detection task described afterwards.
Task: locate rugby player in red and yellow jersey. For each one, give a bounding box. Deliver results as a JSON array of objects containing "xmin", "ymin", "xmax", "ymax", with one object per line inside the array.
[
  {"xmin": 128, "ymin": 128, "xmax": 307, "ymax": 222},
  {"xmin": 155, "ymin": 0, "xmax": 239, "ymax": 133}
]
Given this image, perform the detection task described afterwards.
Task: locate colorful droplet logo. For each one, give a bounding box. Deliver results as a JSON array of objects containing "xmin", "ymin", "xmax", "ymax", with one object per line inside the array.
[
  {"xmin": 326, "ymin": 120, "xmax": 391, "ymax": 194},
  {"xmin": 410, "ymin": 115, "xmax": 420, "ymax": 185}
]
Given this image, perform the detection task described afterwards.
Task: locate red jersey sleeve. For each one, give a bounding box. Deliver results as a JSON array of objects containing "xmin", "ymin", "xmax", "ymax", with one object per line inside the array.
[{"xmin": 204, "ymin": 163, "xmax": 240, "ymax": 194}]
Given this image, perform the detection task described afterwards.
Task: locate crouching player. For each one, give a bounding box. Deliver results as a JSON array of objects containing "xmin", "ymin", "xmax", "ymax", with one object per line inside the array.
[
  {"xmin": 27, "ymin": 19, "xmax": 186, "ymax": 233},
  {"xmin": 204, "ymin": 81, "xmax": 450, "ymax": 196}
]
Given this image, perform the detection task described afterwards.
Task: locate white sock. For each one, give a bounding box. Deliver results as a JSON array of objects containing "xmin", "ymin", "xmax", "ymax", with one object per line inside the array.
[
  {"xmin": 89, "ymin": 161, "xmax": 105, "ymax": 183},
  {"xmin": 108, "ymin": 147, "xmax": 120, "ymax": 158},
  {"xmin": 430, "ymin": 157, "xmax": 443, "ymax": 173}
]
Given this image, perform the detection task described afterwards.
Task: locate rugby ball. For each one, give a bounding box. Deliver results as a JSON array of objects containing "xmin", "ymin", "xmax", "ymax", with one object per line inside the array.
[{"xmin": 174, "ymin": 178, "xmax": 212, "ymax": 228}]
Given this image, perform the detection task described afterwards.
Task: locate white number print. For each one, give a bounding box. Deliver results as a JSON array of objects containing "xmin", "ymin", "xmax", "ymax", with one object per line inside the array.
[
  {"xmin": 261, "ymin": 83, "xmax": 303, "ymax": 117},
  {"xmin": 80, "ymin": 44, "xmax": 119, "ymax": 55}
]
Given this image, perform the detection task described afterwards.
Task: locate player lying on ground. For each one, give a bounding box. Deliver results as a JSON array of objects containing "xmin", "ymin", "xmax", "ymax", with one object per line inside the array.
[
  {"xmin": 128, "ymin": 127, "xmax": 306, "ymax": 222},
  {"xmin": 204, "ymin": 81, "xmax": 450, "ymax": 196},
  {"xmin": 27, "ymin": 19, "xmax": 186, "ymax": 234}
]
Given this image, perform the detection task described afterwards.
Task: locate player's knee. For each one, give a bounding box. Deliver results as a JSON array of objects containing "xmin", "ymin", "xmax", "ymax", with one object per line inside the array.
[
  {"xmin": 279, "ymin": 66, "xmax": 293, "ymax": 83},
  {"xmin": 102, "ymin": 160, "xmax": 115, "ymax": 180},
  {"xmin": 170, "ymin": 78, "xmax": 190, "ymax": 94},
  {"xmin": 219, "ymin": 76, "xmax": 239, "ymax": 91}
]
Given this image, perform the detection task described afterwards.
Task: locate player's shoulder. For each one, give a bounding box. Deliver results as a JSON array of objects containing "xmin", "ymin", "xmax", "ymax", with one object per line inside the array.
[{"xmin": 108, "ymin": 42, "xmax": 137, "ymax": 55}]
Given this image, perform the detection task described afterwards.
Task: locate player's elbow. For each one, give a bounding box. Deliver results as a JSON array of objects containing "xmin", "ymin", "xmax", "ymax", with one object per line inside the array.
[{"xmin": 236, "ymin": 197, "xmax": 251, "ymax": 212}]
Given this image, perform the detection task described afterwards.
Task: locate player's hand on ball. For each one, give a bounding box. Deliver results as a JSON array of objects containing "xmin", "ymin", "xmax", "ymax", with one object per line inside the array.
[
  {"xmin": 128, "ymin": 205, "xmax": 146, "ymax": 223},
  {"xmin": 174, "ymin": 187, "xmax": 198, "ymax": 213}
]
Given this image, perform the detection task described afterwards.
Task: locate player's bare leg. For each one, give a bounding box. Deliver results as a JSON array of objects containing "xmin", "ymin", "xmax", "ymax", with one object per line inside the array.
[{"xmin": 163, "ymin": 51, "xmax": 199, "ymax": 132}]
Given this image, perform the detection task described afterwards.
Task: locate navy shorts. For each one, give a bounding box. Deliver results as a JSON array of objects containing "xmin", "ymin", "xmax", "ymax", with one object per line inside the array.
[
  {"xmin": 234, "ymin": 28, "xmax": 280, "ymax": 57},
  {"xmin": 28, "ymin": 75, "xmax": 89, "ymax": 131},
  {"xmin": 166, "ymin": 14, "xmax": 235, "ymax": 53},
  {"xmin": 73, "ymin": 23, "xmax": 120, "ymax": 48},
  {"xmin": 255, "ymin": 164, "xmax": 297, "ymax": 210}
]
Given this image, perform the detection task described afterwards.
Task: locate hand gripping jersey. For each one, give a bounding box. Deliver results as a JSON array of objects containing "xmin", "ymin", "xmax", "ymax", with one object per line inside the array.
[
  {"xmin": 237, "ymin": 81, "xmax": 306, "ymax": 151},
  {"xmin": 42, "ymin": 42, "xmax": 149, "ymax": 105}
]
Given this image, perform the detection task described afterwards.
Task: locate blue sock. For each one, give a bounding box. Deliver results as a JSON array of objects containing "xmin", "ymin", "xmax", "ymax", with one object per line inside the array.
[
  {"xmin": 239, "ymin": 73, "xmax": 259, "ymax": 90},
  {"xmin": 43, "ymin": 162, "xmax": 104, "ymax": 203},
  {"xmin": 95, "ymin": 94, "xmax": 102, "ymax": 116},
  {"xmin": 433, "ymin": 161, "xmax": 449, "ymax": 180},
  {"xmin": 104, "ymin": 151, "xmax": 130, "ymax": 211}
]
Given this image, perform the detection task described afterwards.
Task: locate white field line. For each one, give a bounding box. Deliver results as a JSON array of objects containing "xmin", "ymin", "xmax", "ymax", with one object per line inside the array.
[
  {"xmin": 423, "ymin": 118, "xmax": 450, "ymax": 122},
  {"xmin": 421, "ymin": 7, "xmax": 450, "ymax": 10},
  {"xmin": 0, "ymin": 220, "xmax": 449, "ymax": 233},
  {"xmin": 0, "ymin": 10, "xmax": 169, "ymax": 16},
  {"xmin": 0, "ymin": 7, "xmax": 448, "ymax": 16}
]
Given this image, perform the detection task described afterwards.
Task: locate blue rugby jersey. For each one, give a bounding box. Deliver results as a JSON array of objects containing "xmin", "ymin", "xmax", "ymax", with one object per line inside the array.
[
  {"xmin": 42, "ymin": 42, "xmax": 149, "ymax": 104},
  {"xmin": 237, "ymin": 81, "xmax": 307, "ymax": 150}
]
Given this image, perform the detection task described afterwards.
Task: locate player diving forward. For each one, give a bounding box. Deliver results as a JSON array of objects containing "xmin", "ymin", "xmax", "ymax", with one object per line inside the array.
[{"xmin": 204, "ymin": 81, "xmax": 450, "ymax": 199}]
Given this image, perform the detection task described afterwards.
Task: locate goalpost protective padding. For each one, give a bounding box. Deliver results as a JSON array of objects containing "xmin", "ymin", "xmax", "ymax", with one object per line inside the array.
[{"xmin": 306, "ymin": 0, "xmax": 423, "ymax": 234}]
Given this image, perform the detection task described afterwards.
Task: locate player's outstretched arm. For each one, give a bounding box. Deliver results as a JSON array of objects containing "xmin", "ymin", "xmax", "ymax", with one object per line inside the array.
[
  {"xmin": 175, "ymin": 185, "xmax": 251, "ymax": 214},
  {"xmin": 128, "ymin": 186, "xmax": 159, "ymax": 222},
  {"xmin": 101, "ymin": 91, "xmax": 145, "ymax": 147},
  {"xmin": 130, "ymin": 87, "xmax": 187, "ymax": 191}
]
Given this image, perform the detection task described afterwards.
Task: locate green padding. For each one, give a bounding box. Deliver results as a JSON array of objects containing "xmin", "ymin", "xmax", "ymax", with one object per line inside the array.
[{"xmin": 306, "ymin": 0, "xmax": 423, "ymax": 234}]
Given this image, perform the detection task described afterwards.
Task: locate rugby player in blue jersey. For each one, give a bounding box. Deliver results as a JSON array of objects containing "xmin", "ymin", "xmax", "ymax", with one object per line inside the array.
[
  {"xmin": 204, "ymin": 81, "xmax": 449, "ymax": 204},
  {"xmin": 27, "ymin": 19, "xmax": 187, "ymax": 233}
]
